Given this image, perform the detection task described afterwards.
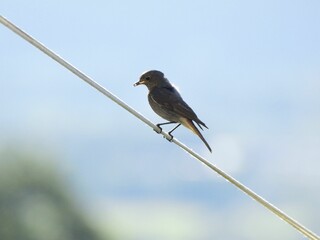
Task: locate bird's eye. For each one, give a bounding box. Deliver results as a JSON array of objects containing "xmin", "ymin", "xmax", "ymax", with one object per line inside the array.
[{"xmin": 145, "ymin": 76, "xmax": 151, "ymax": 81}]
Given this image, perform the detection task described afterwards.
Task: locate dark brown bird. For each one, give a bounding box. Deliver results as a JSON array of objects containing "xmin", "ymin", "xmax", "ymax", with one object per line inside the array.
[{"xmin": 134, "ymin": 70, "xmax": 212, "ymax": 152}]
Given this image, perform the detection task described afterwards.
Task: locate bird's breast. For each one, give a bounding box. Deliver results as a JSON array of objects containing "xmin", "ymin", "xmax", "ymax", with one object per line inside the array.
[{"xmin": 148, "ymin": 93, "xmax": 180, "ymax": 122}]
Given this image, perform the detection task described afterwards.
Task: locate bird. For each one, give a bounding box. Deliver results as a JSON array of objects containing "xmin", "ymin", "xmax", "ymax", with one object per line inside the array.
[{"xmin": 134, "ymin": 70, "xmax": 212, "ymax": 152}]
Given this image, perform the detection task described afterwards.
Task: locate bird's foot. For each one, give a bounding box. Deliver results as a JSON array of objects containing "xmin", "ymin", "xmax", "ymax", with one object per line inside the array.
[
  {"xmin": 154, "ymin": 124, "xmax": 174, "ymax": 141},
  {"xmin": 166, "ymin": 133, "xmax": 174, "ymax": 142},
  {"xmin": 154, "ymin": 124, "xmax": 162, "ymax": 134}
]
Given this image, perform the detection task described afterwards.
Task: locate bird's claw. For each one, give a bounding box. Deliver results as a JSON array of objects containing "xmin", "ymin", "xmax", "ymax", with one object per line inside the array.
[
  {"xmin": 154, "ymin": 124, "xmax": 174, "ymax": 142},
  {"xmin": 166, "ymin": 134, "xmax": 174, "ymax": 142},
  {"xmin": 154, "ymin": 125, "xmax": 162, "ymax": 134}
]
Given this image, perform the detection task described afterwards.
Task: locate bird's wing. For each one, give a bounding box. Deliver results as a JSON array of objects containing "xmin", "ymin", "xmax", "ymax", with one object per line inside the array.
[{"xmin": 150, "ymin": 87, "xmax": 199, "ymax": 121}]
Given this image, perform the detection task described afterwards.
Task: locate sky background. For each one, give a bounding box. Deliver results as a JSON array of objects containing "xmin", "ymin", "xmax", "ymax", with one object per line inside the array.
[{"xmin": 1, "ymin": 1, "xmax": 320, "ymax": 239}]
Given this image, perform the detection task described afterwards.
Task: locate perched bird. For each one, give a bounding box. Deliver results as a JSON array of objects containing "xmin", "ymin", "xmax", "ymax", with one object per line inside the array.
[{"xmin": 134, "ymin": 70, "xmax": 212, "ymax": 152}]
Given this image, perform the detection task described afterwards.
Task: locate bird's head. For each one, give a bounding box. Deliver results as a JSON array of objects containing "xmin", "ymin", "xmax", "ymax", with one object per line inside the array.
[{"xmin": 134, "ymin": 70, "xmax": 170, "ymax": 90}]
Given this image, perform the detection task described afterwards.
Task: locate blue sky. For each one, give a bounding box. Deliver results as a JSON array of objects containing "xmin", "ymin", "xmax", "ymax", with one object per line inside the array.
[{"xmin": 1, "ymin": 1, "xmax": 320, "ymax": 239}]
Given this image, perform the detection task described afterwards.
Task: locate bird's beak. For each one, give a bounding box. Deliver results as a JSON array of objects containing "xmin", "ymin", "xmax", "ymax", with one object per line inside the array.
[{"xmin": 133, "ymin": 80, "xmax": 144, "ymax": 87}]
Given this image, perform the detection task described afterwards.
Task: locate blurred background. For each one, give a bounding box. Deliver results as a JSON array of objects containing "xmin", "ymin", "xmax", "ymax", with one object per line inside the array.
[{"xmin": 1, "ymin": 1, "xmax": 319, "ymax": 239}]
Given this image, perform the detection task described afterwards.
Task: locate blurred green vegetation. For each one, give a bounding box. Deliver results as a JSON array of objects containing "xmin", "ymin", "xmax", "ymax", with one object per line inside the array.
[{"xmin": 0, "ymin": 149, "xmax": 111, "ymax": 240}]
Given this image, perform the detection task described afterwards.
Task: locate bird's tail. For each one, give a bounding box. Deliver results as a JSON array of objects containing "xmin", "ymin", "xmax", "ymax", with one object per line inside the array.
[{"xmin": 180, "ymin": 118, "xmax": 212, "ymax": 152}]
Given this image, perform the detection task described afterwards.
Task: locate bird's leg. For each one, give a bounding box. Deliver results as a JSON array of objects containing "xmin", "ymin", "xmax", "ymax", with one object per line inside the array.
[
  {"xmin": 167, "ymin": 123, "xmax": 181, "ymax": 142},
  {"xmin": 154, "ymin": 121, "xmax": 176, "ymax": 134}
]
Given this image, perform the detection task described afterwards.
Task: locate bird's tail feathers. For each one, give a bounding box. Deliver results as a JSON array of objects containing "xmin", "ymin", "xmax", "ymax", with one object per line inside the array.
[
  {"xmin": 196, "ymin": 122, "xmax": 204, "ymax": 130},
  {"xmin": 196, "ymin": 119, "xmax": 209, "ymax": 130},
  {"xmin": 180, "ymin": 118, "xmax": 212, "ymax": 152}
]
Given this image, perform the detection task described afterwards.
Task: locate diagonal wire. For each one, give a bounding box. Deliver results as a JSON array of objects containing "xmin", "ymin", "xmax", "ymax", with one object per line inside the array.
[{"xmin": 0, "ymin": 16, "xmax": 319, "ymax": 240}]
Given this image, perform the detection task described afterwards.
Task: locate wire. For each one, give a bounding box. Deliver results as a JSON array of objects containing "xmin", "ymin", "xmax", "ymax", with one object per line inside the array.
[{"xmin": 1, "ymin": 16, "xmax": 319, "ymax": 240}]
